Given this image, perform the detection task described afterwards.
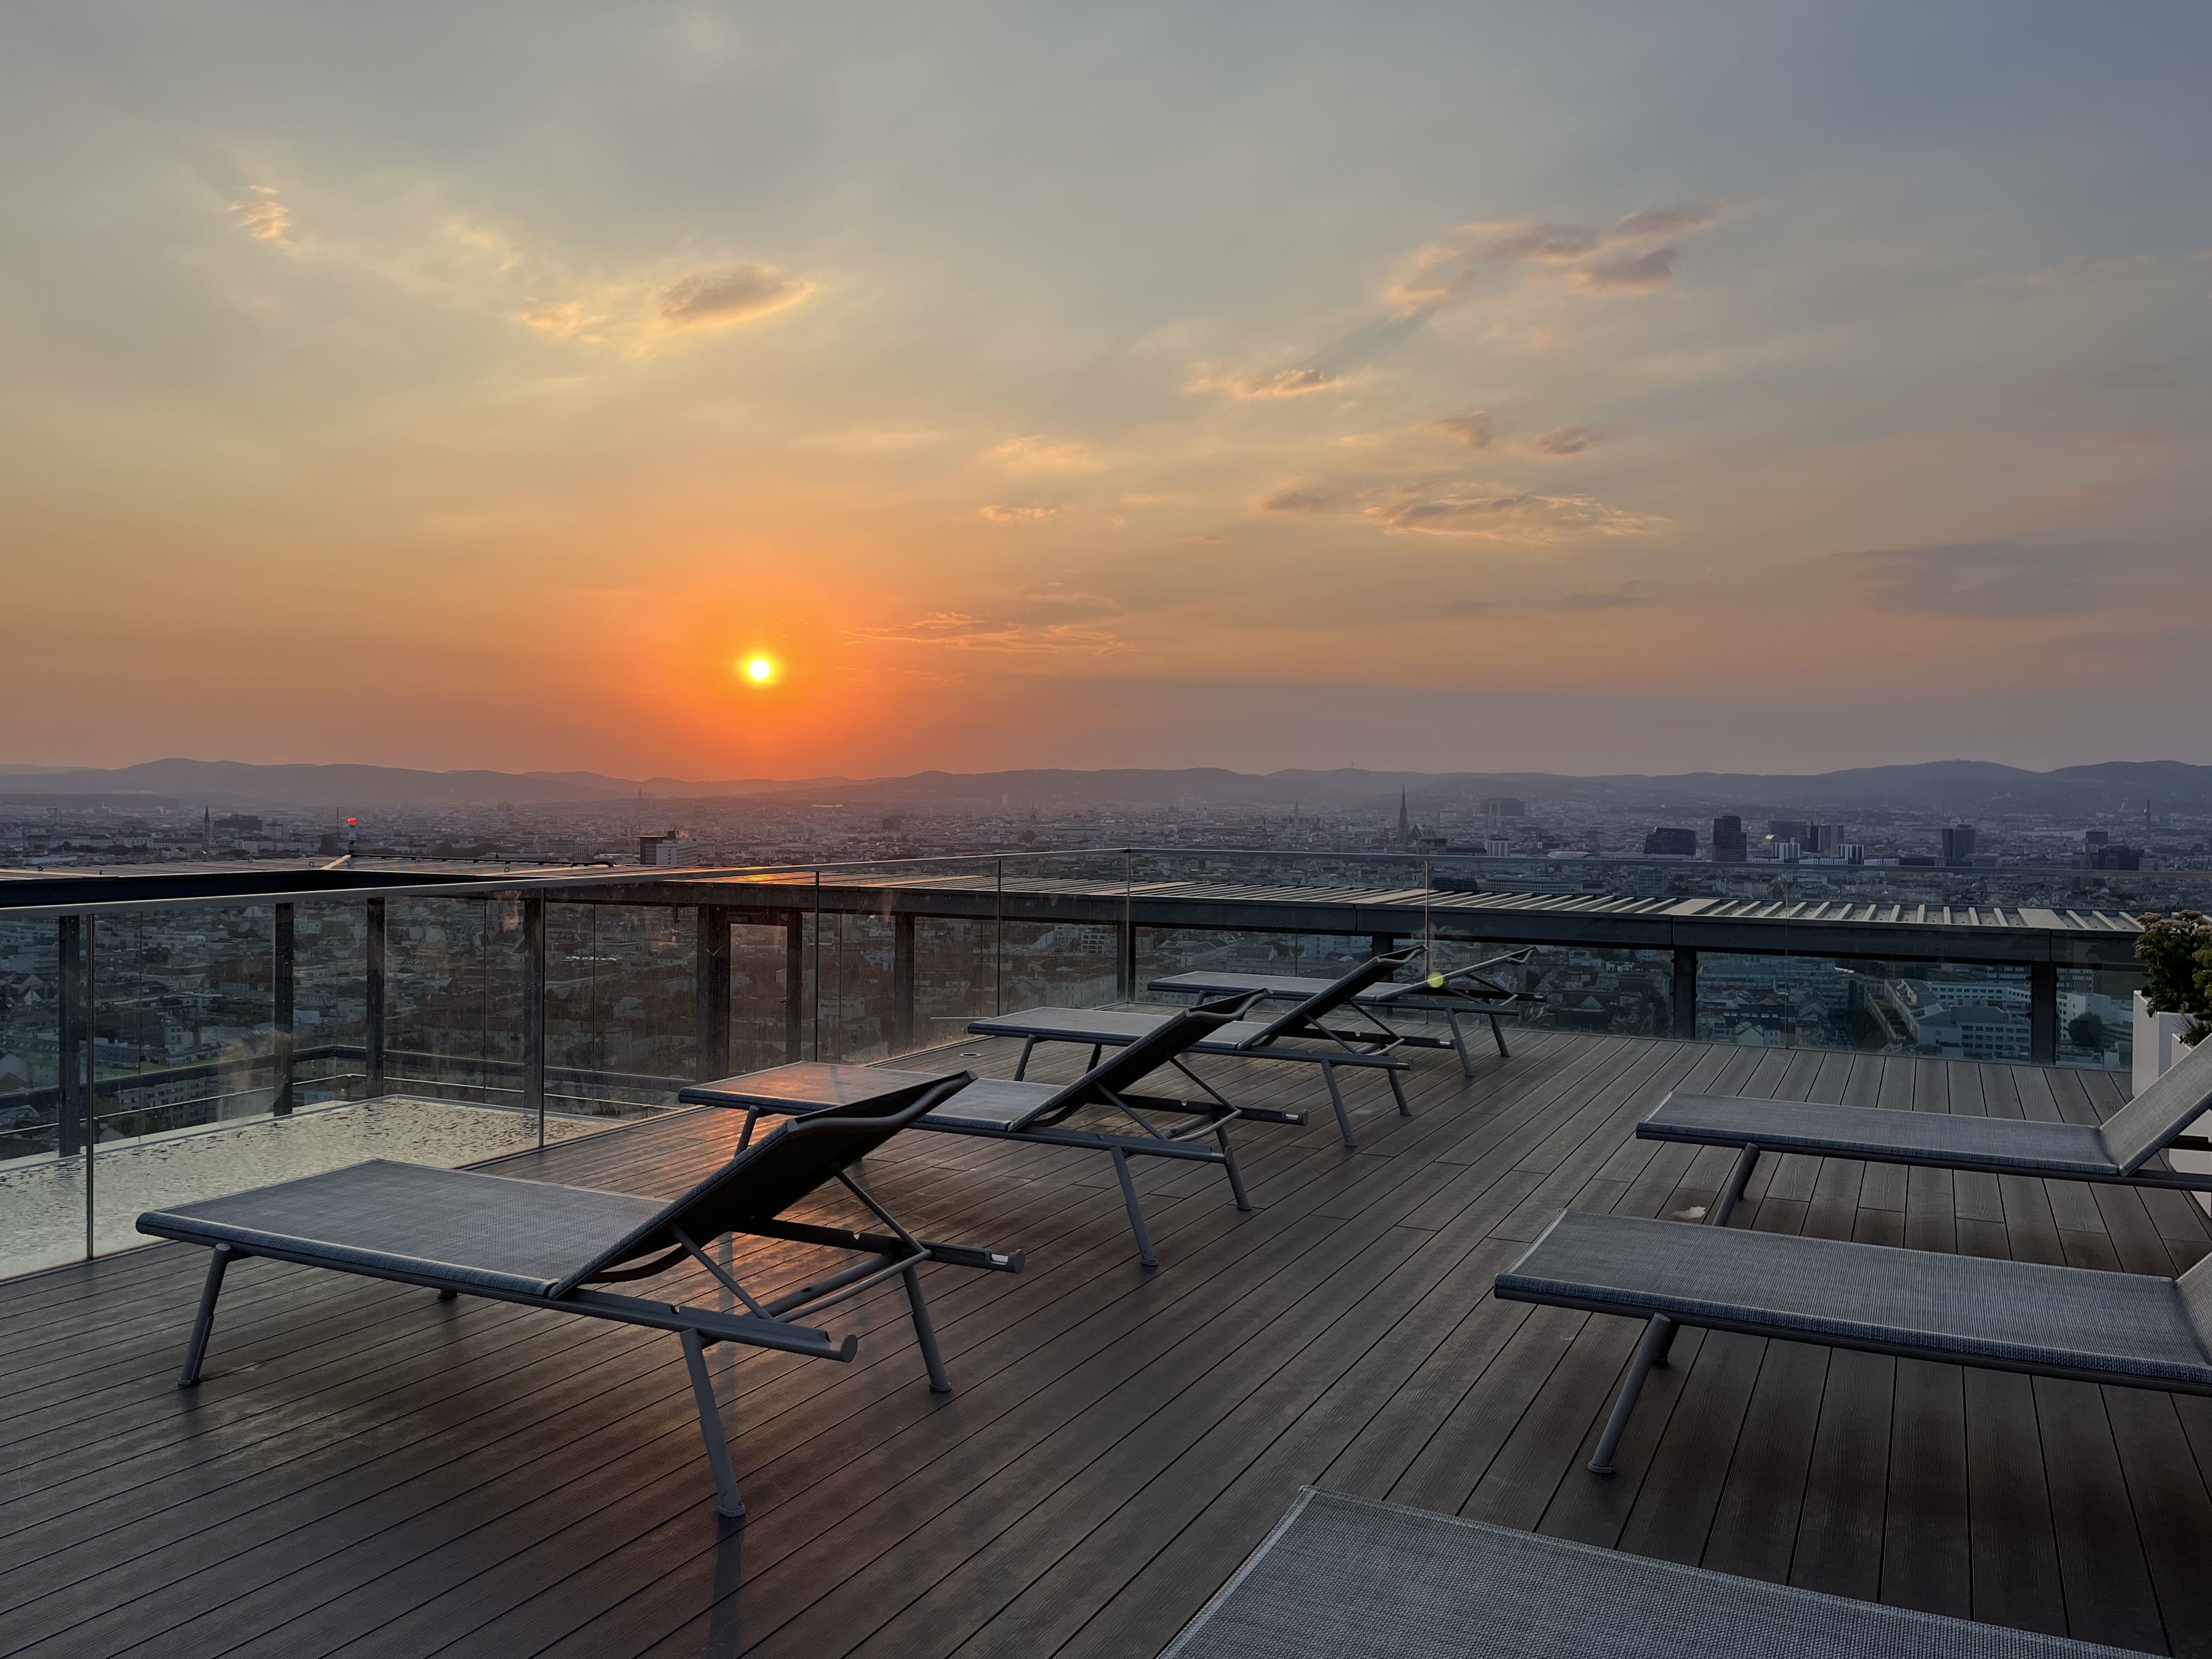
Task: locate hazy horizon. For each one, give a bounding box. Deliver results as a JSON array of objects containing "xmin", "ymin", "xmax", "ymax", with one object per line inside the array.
[{"xmin": 7, "ymin": 4, "xmax": 2208, "ymax": 778}]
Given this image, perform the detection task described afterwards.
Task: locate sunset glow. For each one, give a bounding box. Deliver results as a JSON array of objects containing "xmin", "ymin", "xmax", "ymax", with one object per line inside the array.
[{"xmin": 3, "ymin": 7, "xmax": 2206, "ymax": 778}]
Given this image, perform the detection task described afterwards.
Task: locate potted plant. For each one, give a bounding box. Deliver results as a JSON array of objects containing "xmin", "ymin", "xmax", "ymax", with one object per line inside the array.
[{"xmin": 2133, "ymin": 910, "xmax": 2212, "ymax": 1094}]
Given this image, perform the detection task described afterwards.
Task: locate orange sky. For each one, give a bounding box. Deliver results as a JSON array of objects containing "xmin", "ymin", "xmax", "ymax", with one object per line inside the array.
[{"xmin": 5, "ymin": 7, "xmax": 2208, "ymax": 779}]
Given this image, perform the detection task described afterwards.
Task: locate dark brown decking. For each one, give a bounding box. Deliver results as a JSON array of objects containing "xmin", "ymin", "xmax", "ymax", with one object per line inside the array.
[{"xmin": 4, "ymin": 1030, "xmax": 2210, "ymax": 1659}]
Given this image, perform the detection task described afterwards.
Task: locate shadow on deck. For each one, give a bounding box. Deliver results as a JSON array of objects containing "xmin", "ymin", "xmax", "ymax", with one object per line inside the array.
[{"xmin": 2, "ymin": 1029, "xmax": 2208, "ymax": 1659}]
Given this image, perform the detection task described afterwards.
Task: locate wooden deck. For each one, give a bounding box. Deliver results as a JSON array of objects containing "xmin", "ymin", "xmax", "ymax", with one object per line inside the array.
[{"xmin": 4, "ymin": 1030, "xmax": 2210, "ymax": 1659}]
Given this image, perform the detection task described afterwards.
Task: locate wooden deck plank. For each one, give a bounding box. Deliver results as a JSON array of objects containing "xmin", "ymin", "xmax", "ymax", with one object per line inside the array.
[{"xmin": 0, "ymin": 1030, "xmax": 2205, "ymax": 1659}]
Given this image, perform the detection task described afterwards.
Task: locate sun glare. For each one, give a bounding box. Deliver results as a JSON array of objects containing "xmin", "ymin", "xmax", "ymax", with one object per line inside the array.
[{"xmin": 743, "ymin": 656, "xmax": 776, "ymax": 684}]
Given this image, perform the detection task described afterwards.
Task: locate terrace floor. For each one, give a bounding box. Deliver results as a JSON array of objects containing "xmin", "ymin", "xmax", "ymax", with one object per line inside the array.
[{"xmin": 4, "ymin": 1028, "xmax": 2210, "ymax": 1659}]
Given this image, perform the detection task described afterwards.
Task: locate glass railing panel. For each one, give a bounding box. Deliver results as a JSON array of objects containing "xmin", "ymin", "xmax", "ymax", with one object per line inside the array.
[
  {"xmin": 294, "ymin": 898, "xmax": 369, "ymax": 1104},
  {"xmin": 545, "ymin": 900, "xmax": 693, "ymax": 1126},
  {"xmin": 2056, "ymin": 965, "xmax": 2143, "ymax": 1071},
  {"xmin": 1693, "ymin": 956, "xmax": 2033, "ymax": 1058},
  {"xmin": 727, "ymin": 914, "xmax": 808, "ymax": 1075},
  {"xmin": 382, "ymin": 895, "xmax": 522, "ymax": 1107},
  {"xmin": 0, "ymin": 915, "xmax": 76, "ymax": 1278}
]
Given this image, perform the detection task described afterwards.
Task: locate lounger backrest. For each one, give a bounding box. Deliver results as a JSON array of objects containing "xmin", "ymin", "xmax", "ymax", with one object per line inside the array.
[
  {"xmin": 551, "ymin": 1070, "xmax": 975, "ymax": 1294},
  {"xmin": 1246, "ymin": 947, "xmax": 1424, "ymax": 1045},
  {"xmin": 2100, "ymin": 1035, "xmax": 2212, "ymax": 1171},
  {"xmin": 1039, "ymin": 994, "xmax": 1261, "ymax": 1111}
]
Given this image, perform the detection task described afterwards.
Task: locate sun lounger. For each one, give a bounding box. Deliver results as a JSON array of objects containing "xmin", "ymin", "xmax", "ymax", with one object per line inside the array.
[
  {"xmin": 1150, "ymin": 947, "xmax": 1537, "ymax": 1074},
  {"xmin": 137, "ymin": 1070, "xmax": 1023, "ymax": 1518},
  {"xmin": 1640, "ymin": 1029, "xmax": 2212, "ymax": 1205},
  {"xmin": 1495, "ymin": 1207, "xmax": 2212, "ymax": 1477},
  {"xmin": 1161, "ymin": 1486, "xmax": 2152, "ymax": 1657},
  {"xmin": 680, "ymin": 997, "xmax": 1303, "ymax": 1267},
  {"xmin": 969, "ymin": 950, "xmax": 1424, "ymax": 1149}
]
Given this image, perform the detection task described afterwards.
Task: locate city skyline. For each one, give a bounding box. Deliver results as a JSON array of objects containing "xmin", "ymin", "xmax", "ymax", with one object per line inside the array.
[{"xmin": 7, "ymin": 4, "xmax": 2209, "ymax": 777}]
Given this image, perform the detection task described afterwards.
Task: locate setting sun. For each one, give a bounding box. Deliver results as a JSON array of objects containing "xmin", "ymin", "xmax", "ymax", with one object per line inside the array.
[{"xmin": 743, "ymin": 656, "xmax": 775, "ymax": 684}]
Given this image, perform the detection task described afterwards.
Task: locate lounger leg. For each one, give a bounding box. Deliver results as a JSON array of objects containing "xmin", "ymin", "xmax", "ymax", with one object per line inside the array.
[
  {"xmin": 1321, "ymin": 1063, "xmax": 1357, "ymax": 1149},
  {"xmin": 681, "ymin": 1329, "xmax": 746, "ymax": 1519},
  {"xmin": 1590, "ymin": 1315, "xmax": 1673, "ymax": 1476},
  {"xmin": 903, "ymin": 1266, "xmax": 952, "ymax": 1393},
  {"xmin": 1447, "ymin": 1013, "xmax": 1476, "ymax": 1078},
  {"xmin": 177, "ymin": 1244, "xmax": 234, "ymax": 1388},
  {"xmin": 738, "ymin": 1107, "xmax": 761, "ymax": 1150},
  {"xmin": 1110, "ymin": 1147, "xmax": 1159, "ymax": 1268},
  {"xmin": 1488, "ymin": 1012, "xmax": 1510, "ymax": 1059},
  {"xmin": 437, "ymin": 1289, "xmax": 458, "ymax": 1301},
  {"xmin": 1711, "ymin": 1144, "xmax": 1760, "ymax": 1228},
  {"xmin": 1387, "ymin": 1068, "xmax": 1410, "ymax": 1117},
  {"xmin": 1088, "ymin": 1044, "xmax": 1102, "ymax": 1070},
  {"xmin": 1014, "ymin": 1037, "xmax": 1036, "ymax": 1081},
  {"xmin": 1216, "ymin": 1127, "xmax": 1251, "ymax": 1212}
]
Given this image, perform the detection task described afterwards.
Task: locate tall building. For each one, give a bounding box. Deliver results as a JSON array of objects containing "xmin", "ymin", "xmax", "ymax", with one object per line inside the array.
[
  {"xmin": 1940, "ymin": 823, "xmax": 1976, "ymax": 866},
  {"xmin": 1479, "ymin": 797, "xmax": 1526, "ymax": 818},
  {"xmin": 1767, "ymin": 820, "xmax": 1811, "ymax": 843},
  {"xmin": 1643, "ymin": 826, "xmax": 1697, "ymax": 857},
  {"xmin": 1806, "ymin": 823, "xmax": 1843, "ymax": 855},
  {"xmin": 1711, "ymin": 815, "xmax": 1748, "ymax": 863},
  {"xmin": 1397, "ymin": 789, "xmax": 1412, "ymax": 847}
]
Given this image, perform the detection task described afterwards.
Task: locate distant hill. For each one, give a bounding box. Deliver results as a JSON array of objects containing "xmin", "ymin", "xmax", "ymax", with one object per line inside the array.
[{"xmin": 1, "ymin": 757, "xmax": 2207, "ymax": 816}]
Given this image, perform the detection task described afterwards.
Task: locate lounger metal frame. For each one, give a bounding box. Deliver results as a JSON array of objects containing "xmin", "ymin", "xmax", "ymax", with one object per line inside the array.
[
  {"xmin": 1149, "ymin": 947, "xmax": 1537, "ymax": 1076},
  {"xmin": 142, "ymin": 1074, "xmax": 1024, "ymax": 1519},
  {"xmin": 972, "ymin": 950, "xmax": 1427, "ymax": 1148}
]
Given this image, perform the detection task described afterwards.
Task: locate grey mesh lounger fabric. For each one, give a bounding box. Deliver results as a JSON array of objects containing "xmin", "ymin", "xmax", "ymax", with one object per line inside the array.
[
  {"xmin": 1160, "ymin": 1486, "xmax": 2154, "ymax": 1657},
  {"xmin": 968, "ymin": 950, "xmax": 1424, "ymax": 1148},
  {"xmin": 1494, "ymin": 1208, "xmax": 2212, "ymax": 1476},
  {"xmin": 680, "ymin": 997, "xmax": 1302, "ymax": 1267},
  {"xmin": 1641, "ymin": 1031, "xmax": 2212, "ymax": 1192},
  {"xmin": 1149, "ymin": 948, "xmax": 1538, "ymax": 1076},
  {"xmin": 138, "ymin": 1070, "xmax": 1024, "ymax": 1518}
]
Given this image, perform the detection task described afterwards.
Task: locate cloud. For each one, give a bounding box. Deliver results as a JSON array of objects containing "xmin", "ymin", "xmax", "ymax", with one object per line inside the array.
[
  {"xmin": 1370, "ymin": 488, "xmax": 1663, "ymax": 543},
  {"xmin": 1832, "ymin": 543, "xmax": 2106, "ymax": 617},
  {"xmin": 1188, "ymin": 366, "xmax": 1341, "ymax": 400},
  {"xmin": 1384, "ymin": 201, "xmax": 1713, "ymax": 313},
  {"xmin": 1256, "ymin": 486, "xmax": 1337, "ymax": 514},
  {"xmin": 1566, "ymin": 247, "xmax": 1678, "ymax": 294},
  {"xmin": 849, "ymin": 610, "xmax": 1127, "ymax": 654},
  {"xmin": 1525, "ymin": 426, "xmax": 1597, "ymax": 456},
  {"xmin": 1427, "ymin": 413, "xmax": 1496, "ymax": 449},
  {"xmin": 995, "ymin": 435, "xmax": 1102, "ymax": 471},
  {"xmin": 978, "ymin": 504, "xmax": 1057, "ymax": 523},
  {"xmin": 231, "ymin": 186, "xmax": 291, "ymax": 244},
  {"xmin": 658, "ymin": 263, "xmax": 814, "ymax": 330}
]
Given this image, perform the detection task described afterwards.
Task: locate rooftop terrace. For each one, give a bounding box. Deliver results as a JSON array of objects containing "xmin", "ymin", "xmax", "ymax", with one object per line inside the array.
[{"xmin": 7, "ymin": 1027, "xmax": 2209, "ymax": 1658}]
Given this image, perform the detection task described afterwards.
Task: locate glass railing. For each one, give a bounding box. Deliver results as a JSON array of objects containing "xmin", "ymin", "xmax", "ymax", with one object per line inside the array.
[{"xmin": 1, "ymin": 845, "xmax": 2186, "ymax": 1278}]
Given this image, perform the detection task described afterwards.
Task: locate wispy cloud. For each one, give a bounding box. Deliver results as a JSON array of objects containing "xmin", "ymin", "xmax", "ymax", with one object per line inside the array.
[
  {"xmin": 230, "ymin": 185, "xmax": 291, "ymax": 244},
  {"xmin": 1385, "ymin": 202, "xmax": 1716, "ymax": 313},
  {"xmin": 225, "ymin": 178, "xmax": 814, "ymax": 358},
  {"xmin": 1566, "ymin": 247, "xmax": 1678, "ymax": 295},
  {"xmin": 1524, "ymin": 425, "xmax": 1597, "ymax": 456},
  {"xmin": 849, "ymin": 605, "xmax": 1127, "ymax": 654},
  {"xmin": 1187, "ymin": 366, "xmax": 1341, "ymax": 400},
  {"xmin": 1426, "ymin": 413, "xmax": 1496, "ymax": 449},
  {"xmin": 1259, "ymin": 472, "xmax": 1663, "ymax": 543},
  {"xmin": 978, "ymin": 503, "xmax": 1057, "ymax": 523},
  {"xmin": 1370, "ymin": 487, "xmax": 1663, "ymax": 543},
  {"xmin": 792, "ymin": 428, "xmax": 949, "ymax": 454},
  {"xmin": 1831, "ymin": 543, "xmax": 2106, "ymax": 617},
  {"xmin": 994, "ymin": 435, "xmax": 1102, "ymax": 470}
]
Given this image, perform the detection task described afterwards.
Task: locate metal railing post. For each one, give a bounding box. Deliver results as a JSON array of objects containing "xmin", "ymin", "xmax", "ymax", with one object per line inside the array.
[
  {"xmin": 1672, "ymin": 949, "xmax": 1699, "ymax": 1040},
  {"xmin": 57, "ymin": 915, "xmax": 86, "ymax": 1161},
  {"xmin": 2029, "ymin": 960, "xmax": 2058, "ymax": 1065},
  {"xmin": 272, "ymin": 903, "xmax": 295, "ymax": 1116},
  {"xmin": 521, "ymin": 896, "xmax": 546, "ymax": 1143},
  {"xmin": 364, "ymin": 898, "xmax": 387, "ymax": 1097},
  {"xmin": 696, "ymin": 905, "xmax": 732, "ymax": 1081},
  {"xmin": 782, "ymin": 909, "xmax": 805, "ymax": 1063},
  {"xmin": 1118, "ymin": 848, "xmax": 1135, "ymax": 1001},
  {"xmin": 891, "ymin": 911, "xmax": 916, "ymax": 1054}
]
